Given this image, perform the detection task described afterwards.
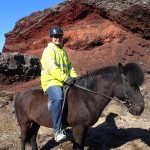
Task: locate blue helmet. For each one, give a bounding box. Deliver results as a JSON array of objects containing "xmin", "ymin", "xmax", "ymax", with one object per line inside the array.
[{"xmin": 49, "ymin": 26, "xmax": 63, "ymax": 38}]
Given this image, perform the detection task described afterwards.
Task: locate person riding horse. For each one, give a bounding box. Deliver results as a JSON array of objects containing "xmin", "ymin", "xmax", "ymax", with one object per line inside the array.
[
  {"xmin": 15, "ymin": 62, "xmax": 144, "ymax": 150},
  {"xmin": 40, "ymin": 26, "xmax": 78, "ymax": 142}
]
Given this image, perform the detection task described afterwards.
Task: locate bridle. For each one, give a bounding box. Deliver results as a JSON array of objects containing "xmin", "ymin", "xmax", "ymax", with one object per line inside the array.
[
  {"xmin": 120, "ymin": 73, "xmax": 144, "ymax": 109},
  {"xmin": 120, "ymin": 73, "xmax": 135, "ymax": 109}
]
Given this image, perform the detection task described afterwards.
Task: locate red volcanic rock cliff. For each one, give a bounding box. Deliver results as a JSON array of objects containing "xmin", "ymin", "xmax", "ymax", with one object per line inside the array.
[{"xmin": 2, "ymin": 0, "xmax": 150, "ymax": 74}]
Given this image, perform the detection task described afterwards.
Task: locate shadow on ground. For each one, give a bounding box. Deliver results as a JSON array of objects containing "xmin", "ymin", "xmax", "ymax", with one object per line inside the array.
[{"xmin": 40, "ymin": 113, "xmax": 150, "ymax": 150}]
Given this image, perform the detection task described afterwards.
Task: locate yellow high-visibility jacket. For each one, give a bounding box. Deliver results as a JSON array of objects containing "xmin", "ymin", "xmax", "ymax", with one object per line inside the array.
[{"xmin": 40, "ymin": 42, "xmax": 77, "ymax": 92}]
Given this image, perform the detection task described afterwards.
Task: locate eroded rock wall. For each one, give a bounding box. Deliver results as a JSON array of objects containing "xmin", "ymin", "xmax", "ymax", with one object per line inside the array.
[{"xmin": 2, "ymin": 0, "xmax": 150, "ymax": 74}]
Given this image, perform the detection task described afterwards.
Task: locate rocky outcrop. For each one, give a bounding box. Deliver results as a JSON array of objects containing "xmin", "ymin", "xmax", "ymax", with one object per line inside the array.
[
  {"xmin": 0, "ymin": 52, "xmax": 41, "ymax": 84},
  {"xmin": 1, "ymin": 0, "xmax": 150, "ymax": 83}
]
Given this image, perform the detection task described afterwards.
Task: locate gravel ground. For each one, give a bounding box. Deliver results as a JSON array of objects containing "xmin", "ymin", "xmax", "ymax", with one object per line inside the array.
[{"xmin": 0, "ymin": 74, "xmax": 150, "ymax": 150}]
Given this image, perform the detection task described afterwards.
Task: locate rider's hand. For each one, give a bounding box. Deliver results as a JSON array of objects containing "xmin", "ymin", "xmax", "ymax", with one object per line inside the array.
[{"xmin": 65, "ymin": 76, "xmax": 75, "ymax": 86}]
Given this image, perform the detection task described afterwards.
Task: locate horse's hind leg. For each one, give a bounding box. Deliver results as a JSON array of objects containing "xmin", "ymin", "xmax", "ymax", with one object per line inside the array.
[
  {"xmin": 20, "ymin": 122, "xmax": 31, "ymax": 150},
  {"xmin": 72, "ymin": 125, "xmax": 88, "ymax": 150},
  {"xmin": 29, "ymin": 122, "xmax": 40, "ymax": 150}
]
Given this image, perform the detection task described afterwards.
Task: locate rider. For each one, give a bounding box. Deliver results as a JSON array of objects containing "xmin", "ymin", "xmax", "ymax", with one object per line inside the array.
[{"xmin": 40, "ymin": 26, "xmax": 78, "ymax": 142}]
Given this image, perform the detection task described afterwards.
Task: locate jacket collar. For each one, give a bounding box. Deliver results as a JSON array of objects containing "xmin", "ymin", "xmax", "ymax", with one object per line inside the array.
[{"xmin": 48, "ymin": 42, "xmax": 63, "ymax": 49}]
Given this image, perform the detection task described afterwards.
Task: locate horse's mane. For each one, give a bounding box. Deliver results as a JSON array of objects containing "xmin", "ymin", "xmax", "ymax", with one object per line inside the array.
[
  {"xmin": 76, "ymin": 66, "xmax": 119, "ymax": 90},
  {"xmin": 76, "ymin": 63, "xmax": 144, "ymax": 89}
]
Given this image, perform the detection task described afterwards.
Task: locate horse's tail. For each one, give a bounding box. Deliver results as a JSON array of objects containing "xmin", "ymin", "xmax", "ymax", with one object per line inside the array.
[
  {"xmin": 13, "ymin": 92, "xmax": 21, "ymax": 125},
  {"xmin": 13, "ymin": 91, "xmax": 31, "ymax": 144},
  {"xmin": 13, "ymin": 91, "xmax": 38, "ymax": 145}
]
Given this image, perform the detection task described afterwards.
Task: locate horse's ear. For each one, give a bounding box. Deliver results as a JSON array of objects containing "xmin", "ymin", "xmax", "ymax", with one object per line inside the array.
[{"xmin": 118, "ymin": 63, "xmax": 126, "ymax": 74}]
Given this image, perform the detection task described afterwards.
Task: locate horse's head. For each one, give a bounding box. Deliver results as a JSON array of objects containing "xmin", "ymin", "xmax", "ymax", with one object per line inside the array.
[{"xmin": 114, "ymin": 63, "xmax": 144, "ymax": 116}]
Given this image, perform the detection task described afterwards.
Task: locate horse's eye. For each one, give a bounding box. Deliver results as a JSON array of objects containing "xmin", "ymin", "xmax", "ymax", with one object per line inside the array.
[{"xmin": 131, "ymin": 85, "xmax": 138, "ymax": 90}]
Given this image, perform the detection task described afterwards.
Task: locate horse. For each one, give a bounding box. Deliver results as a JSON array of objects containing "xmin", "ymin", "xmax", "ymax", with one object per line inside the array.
[{"xmin": 14, "ymin": 63, "xmax": 145, "ymax": 150}]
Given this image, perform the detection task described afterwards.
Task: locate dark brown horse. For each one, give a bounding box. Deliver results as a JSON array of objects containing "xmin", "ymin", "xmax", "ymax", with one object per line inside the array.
[{"xmin": 14, "ymin": 63, "xmax": 144, "ymax": 150}]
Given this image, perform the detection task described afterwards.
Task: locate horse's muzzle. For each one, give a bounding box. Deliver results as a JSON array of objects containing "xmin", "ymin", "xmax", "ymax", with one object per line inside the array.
[{"xmin": 129, "ymin": 104, "xmax": 144, "ymax": 116}]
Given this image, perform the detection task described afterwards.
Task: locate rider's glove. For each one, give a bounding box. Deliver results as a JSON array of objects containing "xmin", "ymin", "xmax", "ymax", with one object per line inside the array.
[{"xmin": 65, "ymin": 76, "xmax": 75, "ymax": 86}]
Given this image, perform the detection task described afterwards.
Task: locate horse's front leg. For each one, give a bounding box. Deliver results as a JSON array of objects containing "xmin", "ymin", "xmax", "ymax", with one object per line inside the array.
[{"xmin": 72, "ymin": 125, "xmax": 88, "ymax": 150}]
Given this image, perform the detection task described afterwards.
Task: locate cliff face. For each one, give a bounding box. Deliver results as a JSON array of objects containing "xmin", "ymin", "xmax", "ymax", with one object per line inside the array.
[{"xmin": 3, "ymin": 0, "xmax": 150, "ymax": 73}]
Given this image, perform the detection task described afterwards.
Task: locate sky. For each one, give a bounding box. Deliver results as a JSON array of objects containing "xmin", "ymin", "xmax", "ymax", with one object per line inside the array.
[{"xmin": 0, "ymin": 0, "xmax": 64, "ymax": 52}]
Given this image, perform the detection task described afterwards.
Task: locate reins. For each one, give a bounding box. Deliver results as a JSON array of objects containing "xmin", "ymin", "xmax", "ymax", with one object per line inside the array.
[
  {"xmin": 74, "ymin": 84, "xmax": 112, "ymax": 99},
  {"xmin": 74, "ymin": 82, "xmax": 132, "ymax": 106},
  {"xmin": 73, "ymin": 72, "xmax": 143, "ymax": 109}
]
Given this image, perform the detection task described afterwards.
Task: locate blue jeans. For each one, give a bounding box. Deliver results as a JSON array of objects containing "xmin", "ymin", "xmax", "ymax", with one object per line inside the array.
[{"xmin": 46, "ymin": 86, "xmax": 64, "ymax": 134}]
